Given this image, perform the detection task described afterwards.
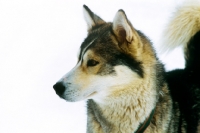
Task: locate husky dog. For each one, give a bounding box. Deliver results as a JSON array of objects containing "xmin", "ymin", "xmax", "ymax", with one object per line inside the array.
[{"xmin": 53, "ymin": 2, "xmax": 200, "ymax": 133}]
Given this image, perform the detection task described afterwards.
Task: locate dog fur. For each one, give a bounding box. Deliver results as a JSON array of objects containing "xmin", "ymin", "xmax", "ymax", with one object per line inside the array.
[{"xmin": 53, "ymin": 2, "xmax": 200, "ymax": 133}]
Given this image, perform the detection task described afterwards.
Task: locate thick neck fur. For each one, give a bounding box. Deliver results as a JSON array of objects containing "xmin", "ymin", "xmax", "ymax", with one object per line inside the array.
[{"xmin": 87, "ymin": 77, "xmax": 158, "ymax": 133}]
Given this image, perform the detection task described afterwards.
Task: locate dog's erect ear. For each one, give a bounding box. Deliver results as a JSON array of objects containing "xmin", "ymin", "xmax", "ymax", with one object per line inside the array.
[
  {"xmin": 112, "ymin": 10, "xmax": 134, "ymax": 44},
  {"xmin": 113, "ymin": 10, "xmax": 143, "ymax": 56},
  {"xmin": 83, "ymin": 5, "xmax": 105, "ymax": 31}
]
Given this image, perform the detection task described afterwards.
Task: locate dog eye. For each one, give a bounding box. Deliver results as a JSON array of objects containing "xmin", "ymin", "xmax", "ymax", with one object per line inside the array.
[{"xmin": 87, "ymin": 59, "xmax": 99, "ymax": 67}]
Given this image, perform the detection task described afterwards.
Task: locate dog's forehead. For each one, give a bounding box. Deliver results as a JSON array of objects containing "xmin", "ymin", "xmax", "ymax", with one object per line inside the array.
[
  {"xmin": 79, "ymin": 23, "xmax": 117, "ymax": 59},
  {"xmin": 83, "ymin": 24, "xmax": 112, "ymax": 47}
]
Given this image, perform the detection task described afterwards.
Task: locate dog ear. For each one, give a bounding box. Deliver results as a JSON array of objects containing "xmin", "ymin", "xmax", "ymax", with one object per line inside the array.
[
  {"xmin": 83, "ymin": 5, "xmax": 105, "ymax": 31},
  {"xmin": 112, "ymin": 10, "xmax": 142, "ymax": 55},
  {"xmin": 112, "ymin": 10, "xmax": 135, "ymax": 44}
]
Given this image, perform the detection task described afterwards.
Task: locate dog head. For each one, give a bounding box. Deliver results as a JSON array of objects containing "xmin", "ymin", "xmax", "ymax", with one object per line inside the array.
[{"xmin": 53, "ymin": 5, "xmax": 156, "ymax": 102}]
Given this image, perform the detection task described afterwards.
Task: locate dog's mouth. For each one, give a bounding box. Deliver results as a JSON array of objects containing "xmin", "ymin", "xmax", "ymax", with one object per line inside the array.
[{"xmin": 86, "ymin": 91, "xmax": 97, "ymax": 99}]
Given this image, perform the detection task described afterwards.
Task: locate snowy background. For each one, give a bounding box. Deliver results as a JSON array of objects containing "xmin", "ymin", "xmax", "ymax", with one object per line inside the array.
[{"xmin": 0, "ymin": 0, "xmax": 185, "ymax": 133}]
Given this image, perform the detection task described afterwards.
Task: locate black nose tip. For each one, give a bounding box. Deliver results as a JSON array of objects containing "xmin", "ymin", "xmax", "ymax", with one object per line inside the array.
[{"xmin": 53, "ymin": 82, "xmax": 65, "ymax": 96}]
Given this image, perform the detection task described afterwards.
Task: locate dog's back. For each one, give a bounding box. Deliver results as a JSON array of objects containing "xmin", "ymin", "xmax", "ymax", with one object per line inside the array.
[{"xmin": 162, "ymin": 2, "xmax": 200, "ymax": 132}]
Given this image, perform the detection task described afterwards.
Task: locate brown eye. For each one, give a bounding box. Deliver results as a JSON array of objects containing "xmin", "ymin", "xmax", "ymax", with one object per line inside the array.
[{"xmin": 87, "ymin": 59, "xmax": 99, "ymax": 67}]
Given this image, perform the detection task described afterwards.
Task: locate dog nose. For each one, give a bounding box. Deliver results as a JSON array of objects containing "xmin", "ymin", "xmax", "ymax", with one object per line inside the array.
[{"xmin": 53, "ymin": 82, "xmax": 65, "ymax": 96}]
